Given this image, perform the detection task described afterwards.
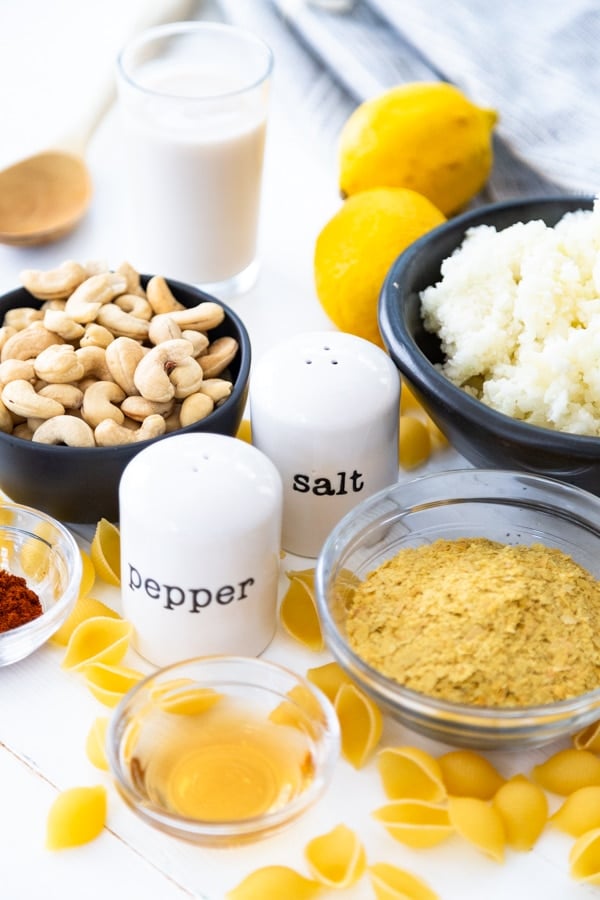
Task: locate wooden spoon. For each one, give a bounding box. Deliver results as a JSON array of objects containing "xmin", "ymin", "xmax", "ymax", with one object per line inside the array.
[{"xmin": 0, "ymin": 81, "xmax": 115, "ymax": 247}]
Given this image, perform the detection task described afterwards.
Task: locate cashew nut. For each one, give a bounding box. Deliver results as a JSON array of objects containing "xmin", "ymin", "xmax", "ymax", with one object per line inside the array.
[
  {"xmin": 64, "ymin": 272, "xmax": 128, "ymax": 323},
  {"xmin": 20, "ymin": 260, "xmax": 88, "ymax": 300},
  {"xmin": 133, "ymin": 339, "xmax": 196, "ymax": 402},
  {"xmin": 0, "ymin": 326, "xmax": 17, "ymax": 353},
  {"xmin": 1, "ymin": 323, "xmax": 62, "ymax": 362},
  {"xmin": 199, "ymin": 378, "xmax": 233, "ymax": 404},
  {"xmin": 114, "ymin": 293, "xmax": 153, "ymax": 321},
  {"xmin": 116, "ymin": 261, "xmax": 146, "ymax": 297},
  {"xmin": 2, "ymin": 380, "xmax": 65, "ymax": 419},
  {"xmin": 82, "ymin": 381, "xmax": 126, "ymax": 428},
  {"xmin": 43, "ymin": 308, "xmax": 86, "ymax": 341},
  {"xmin": 199, "ymin": 336, "xmax": 239, "ymax": 378},
  {"xmin": 145, "ymin": 276, "xmax": 184, "ymax": 314},
  {"xmin": 180, "ymin": 392, "xmax": 214, "ymax": 427},
  {"xmin": 32, "ymin": 415, "xmax": 95, "ymax": 447},
  {"xmin": 0, "ymin": 399, "xmax": 13, "ymax": 433},
  {"xmin": 95, "ymin": 414, "xmax": 166, "ymax": 446},
  {"xmin": 120, "ymin": 396, "xmax": 174, "ymax": 422},
  {"xmin": 4, "ymin": 307, "xmax": 43, "ymax": 330},
  {"xmin": 75, "ymin": 346, "xmax": 114, "ymax": 382},
  {"xmin": 105, "ymin": 337, "xmax": 145, "ymax": 395},
  {"xmin": 34, "ymin": 344, "xmax": 85, "ymax": 383},
  {"xmin": 38, "ymin": 383, "xmax": 84, "ymax": 410},
  {"xmin": 148, "ymin": 313, "xmax": 183, "ymax": 346},
  {"xmin": 170, "ymin": 358, "xmax": 204, "ymax": 399},
  {"xmin": 12, "ymin": 422, "xmax": 32, "ymax": 440},
  {"xmin": 0, "ymin": 359, "xmax": 36, "ymax": 386},
  {"xmin": 182, "ymin": 329, "xmax": 210, "ymax": 357},
  {"xmin": 168, "ymin": 302, "xmax": 225, "ymax": 332},
  {"xmin": 79, "ymin": 323, "xmax": 114, "ymax": 349},
  {"xmin": 96, "ymin": 304, "xmax": 150, "ymax": 340}
]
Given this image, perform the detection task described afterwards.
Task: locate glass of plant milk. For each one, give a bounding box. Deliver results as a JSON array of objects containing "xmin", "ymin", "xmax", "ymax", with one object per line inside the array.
[{"xmin": 116, "ymin": 22, "xmax": 273, "ymax": 297}]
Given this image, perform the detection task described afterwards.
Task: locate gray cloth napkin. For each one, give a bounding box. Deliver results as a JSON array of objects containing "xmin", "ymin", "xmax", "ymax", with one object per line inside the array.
[{"xmin": 272, "ymin": 0, "xmax": 600, "ymax": 201}]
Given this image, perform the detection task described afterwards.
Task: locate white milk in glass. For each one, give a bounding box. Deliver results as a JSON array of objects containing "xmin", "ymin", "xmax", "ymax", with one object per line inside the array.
[{"xmin": 117, "ymin": 24, "xmax": 272, "ymax": 294}]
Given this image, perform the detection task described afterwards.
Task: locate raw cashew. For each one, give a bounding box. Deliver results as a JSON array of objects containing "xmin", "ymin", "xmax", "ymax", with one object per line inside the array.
[
  {"xmin": 38, "ymin": 383, "xmax": 84, "ymax": 409},
  {"xmin": 1, "ymin": 323, "xmax": 62, "ymax": 362},
  {"xmin": 116, "ymin": 261, "xmax": 146, "ymax": 297},
  {"xmin": 114, "ymin": 293, "xmax": 153, "ymax": 321},
  {"xmin": 79, "ymin": 323, "xmax": 114, "ymax": 349},
  {"xmin": 82, "ymin": 381, "xmax": 126, "ymax": 428},
  {"xmin": 12, "ymin": 423, "xmax": 32, "ymax": 440},
  {"xmin": 0, "ymin": 399, "xmax": 13, "ymax": 433},
  {"xmin": 20, "ymin": 260, "xmax": 88, "ymax": 300},
  {"xmin": 146, "ymin": 276, "xmax": 184, "ymax": 314},
  {"xmin": 75, "ymin": 346, "xmax": 114, "ymax": 382},
  {"xmin": 105, "ymin": 337, "xmax": 145, "ymax": 395},
  {"xmin": 43, "ymin": 308, "xmax": 85, "ymax": 341},
  {"xmin": 34, "ymin": 344, "xmax": 85, "ymax": 384},
  {"xmin": 2, "ymin": 380, "xmax": 65, "ymax": 419},
  {"xmin": 32, "ymin": 414, "xmax": 95, "ymax": 447},
  {"xmin": 0, "ymin": 326, "xmax": 17, "ymax": 353},
  {"xmin": 0, "ymin": 359, "xmax": 36, "ymax": 386},
  {"xmin": 133, "ymin": 339, "xmax": 196, "ymax": 402},
  {"xmin": 182, "ymin": 329, "xmax": 210, "ymax": 357},
  {"xmin": 120, "ymin": 396, "xmax": 174, "ymax": 422},
  {"xmin": 4, "ymin": 308, "xmax": 43, "ymax": 330},
  {"xmin": 96, "ymin": 304, "xmax": 150, "ymax": 340},
  {"xmin": 170, "ymin": 358, "xmax": 204, "ymax": 399},
  {"xmin": 180, "ymin": 392, "xmax": 214, "ymax": 427},
  {"xmin": 199, "ymin": 378, "xmax": 233, "ymax": 404},
  {"xmin": 148, "ymin": 313, "xmax": 183, "ymax": 346},
  {"xmin": 199, "ymin": 336, "xmax": 239, "ymax": 378},
  {"xmin": 64, "ymin": 272, "xmax": 128, "ymax": 323},
  {"xmin": 95, "ymin": 414, "xmax": 166, "ymax": 446},
  {"xmin": 168, "ymin": 302, "xmax": 225, "ymax": 332}
]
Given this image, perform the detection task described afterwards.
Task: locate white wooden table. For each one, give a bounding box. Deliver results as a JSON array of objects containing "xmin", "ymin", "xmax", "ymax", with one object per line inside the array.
[{"xmin": 0, "ymin": 3, "xmax": 596, "ymax": 898}]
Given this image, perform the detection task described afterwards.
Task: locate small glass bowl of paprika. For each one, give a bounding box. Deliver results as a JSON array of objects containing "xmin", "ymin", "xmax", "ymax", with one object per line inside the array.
[{"xmin": 0, "ymin": 502, "xmax": 82, "ymax": 665}]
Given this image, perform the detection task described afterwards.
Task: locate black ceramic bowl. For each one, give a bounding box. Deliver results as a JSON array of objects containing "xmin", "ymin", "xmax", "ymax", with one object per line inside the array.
[
  {"xmin": 378, "ymin": 195, "xmax": 600, "ymax": 494},
  {"xmin": 0, "ymin": 276, "xmax": 251, "ymax": 523}
]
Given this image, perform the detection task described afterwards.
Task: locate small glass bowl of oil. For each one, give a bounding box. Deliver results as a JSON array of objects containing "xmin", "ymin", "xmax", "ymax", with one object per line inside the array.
[{"xmin": 106, "ymin": 655, "xmax": 340, "ymax": 844}]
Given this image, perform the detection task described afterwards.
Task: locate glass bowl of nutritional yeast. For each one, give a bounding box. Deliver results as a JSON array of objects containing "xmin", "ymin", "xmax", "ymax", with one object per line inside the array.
[
  {"xmin": 315, "ymin": 468, "xmax": 600, "ymax": 750},
  {"xmin": 107, "ymin": 655, "xmax": 340, "ymax": 844}
]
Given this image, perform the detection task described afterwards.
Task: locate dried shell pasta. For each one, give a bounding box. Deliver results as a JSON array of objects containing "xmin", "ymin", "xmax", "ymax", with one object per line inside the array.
[
  {"xmin": 306, "ymin": 661, "xmax": 353, "ymax": 704},
  {"xmin": 491, "ymin": 775, "xmax": 548, "ymax": 850},
  {"xmin": 335, "ymin": 682, "xmax": 383, "ymax": 768},
  {"xmin": 304, "ymin": 823, "xmax": 366, "ymax": 888},
  {"xmin": 46, "ymin": 785, "xmax": 107, "ymax": 850},
  {"xmin": 447, "ymin": 796, "xmax": 505, "ymax": 862},
  {"xmin": 85, "ymin": 717, "xmax": 109, "ymax": 771},
  {"xmin": 574, "ymin": 720, "xmax": 600, "ymax": 752},
  {"xmin": 377, "ymin": 746, "xmax": 446, "ymax": 803},
  {"xmin": 51, "ymin": 595, "xmax": 120, "ymax": 646},
  {"xmin": 438, "ymin": 749, "xmax": 505, "ymax": 799},
  {"xmin": 61, "ymin": 616, "xmax": 132, "ymax": 670},
  {"xmin": 279, "ymin": 574, "xmax": 324, "ymax": 651},
  {"xmin": 269, "ymin": 684, "xmax": 327, "ymax": 737},
  {"xmin": 531, "ymin": 748, "xmax": 600, "ymax": 795},
  {"xmin": 373, "ymin": 799, "xmax": 453, "ymax": 849},
  {"xmin": 150, "ymin": 682, "xmax": 223, "ymax": 716},
  {"xmin": 226, "ymin": 865, "xmax": 323, "ymax": 900},
  {"xmin": 83, "ymin": 662, "xmax": 145, "ymax": 707},
  {"xmin": 550, "ymin": 786, "xmax": 600, "ymax": 837},
  {"xmin": 368, "ymin": 862, "xmax": 439, "ymax": 900},
  {"xmin": 570, "ymin": 827, "xmax": 600, "ymax": 884}
]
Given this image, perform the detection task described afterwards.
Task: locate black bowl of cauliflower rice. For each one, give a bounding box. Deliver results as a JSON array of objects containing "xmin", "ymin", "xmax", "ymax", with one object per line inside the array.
[{"xmin": 378, "ymin": 194, "xmax": 600, "ymax": 494}]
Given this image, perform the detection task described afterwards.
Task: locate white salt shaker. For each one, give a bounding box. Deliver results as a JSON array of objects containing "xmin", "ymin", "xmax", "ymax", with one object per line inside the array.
[
  {"xmin": 250, "ymin": 331, "xmax": 400, "ymax": 558},
  {"xmin": 119, "ymin": 433, "xmax": 283, "ymax": 667}
]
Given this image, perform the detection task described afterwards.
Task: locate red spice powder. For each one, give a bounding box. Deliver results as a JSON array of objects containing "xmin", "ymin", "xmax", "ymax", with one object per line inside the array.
[{"xmin": 0, "ymin": 569, "xmax": 43, "ymax": 633}]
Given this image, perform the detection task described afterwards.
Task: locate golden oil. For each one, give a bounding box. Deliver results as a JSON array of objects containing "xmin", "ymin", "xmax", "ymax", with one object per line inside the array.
[{"xmin": 127, "ymin": 696, "xmax": 317, "ymax": 822}]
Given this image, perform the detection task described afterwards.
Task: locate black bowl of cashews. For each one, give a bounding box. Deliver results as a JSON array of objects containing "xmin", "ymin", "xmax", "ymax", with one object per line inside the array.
[{"xmin": 0, "ymin": 260, "xmax": 251, "ymax": 523}]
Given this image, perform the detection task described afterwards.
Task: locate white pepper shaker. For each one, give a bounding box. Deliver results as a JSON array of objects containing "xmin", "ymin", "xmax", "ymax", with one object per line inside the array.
[
  {"xmin": 249, "ymin": 331, "xmax": 400, "ymax": 558},
  {"xmin": 119, "ymin": 432, "xmax": 283, "ymax": 667}
]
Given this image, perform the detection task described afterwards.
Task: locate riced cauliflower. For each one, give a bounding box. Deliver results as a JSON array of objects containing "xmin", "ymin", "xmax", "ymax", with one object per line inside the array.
[{"xmin": 420, "ymin": 200, "xmax": 600, "ymax": 435}]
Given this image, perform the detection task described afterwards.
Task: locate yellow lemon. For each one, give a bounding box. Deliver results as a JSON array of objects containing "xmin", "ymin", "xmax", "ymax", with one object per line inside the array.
[
  {"xmin": 90, "ymin": 518, "xmax": 121, "ymax": 587},
  {"xmin": 339, "ymin": 81, "xmax": 497, "ymax": 216},
  {"xmin": 314, "ymin": 187, "xmax": 445, "ymax": 347}
]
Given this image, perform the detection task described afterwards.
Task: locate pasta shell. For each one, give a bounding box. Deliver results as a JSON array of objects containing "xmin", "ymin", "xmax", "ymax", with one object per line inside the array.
[
  {"xmin": 225, "ymin": 865, "xmax": 323, "ymax": 900},
  {"xmin": 373, "ymin": 800, "xmax": 453, "ymax": 849},
  {"xmin": 492, "ymin": 775, "xmax": 548, "ymax": 850},
  {"xmin": 269, "ymin": 684, "xmax": 327, "ymax": 737},
  {"xmin": 550, "ymin": 786, "xmax": 600, "ymax": 837},
  {"xmin": 438, "ymin": 749, "xmax": 505, "ymax": 799},
  {"xmin": 306, "ymin": 661, "xmax": 353, "ymax": 704},
  {"xmin": 153, "ymin": 684, "xmax": 223, "ymax": 716},
  {"xmin": 335, "ymin": 682, "xmax": 383, "ymax": 768},
  {"xmin": 83, "ymin": 662, "xmax": 145, "ymax": 707},
  {"xmin": 62, "ymin": 616, "xmax": 132, "ymax": 671},
  {"xmin": 20, "ymin": 533, "xmax": 51, "ymax": 579},
  {"xmin": 447, "ymin": 796, "xmax": 505, "ymax": 862},
  {"xmin": 574, "ymin": 720, "xmax": 600, "ymax": 752},
  {"xmin": 51, "ymin": 595, "xmax": 120, "ymax": 647},
  {"xmin": 531, "ymin": 748, "xmax": 600, "ymax": 795},
  {"xmin": 78, "ymin": 548, "xmax": 96, "ymax": 599},
  {"xmin": 368, "ymin": 862, "xmax": 439, "ymax": 900},
  {"xmin": 570, "ymin": 827, "xmax": 600, "ymax": 884},
  {"xmin": 279, "ymin": 576, "xmax": 324, "ymax": 651},
  {"xmin": 90, "ymin": 518, "xmax": 121, "ymax": 587},
  {"xmin": 304, "ymin": 823, "xmax": 366, "ymax": 888},
  {"xmin": 286, "ymin": 567, "xmax": 316, "ymax": 591},
  {"xmin": 377, "ymin": 746, "xmax": 446, "ymax": 803},
  {"xmin": 85, "ymin": 717, "xmax": 109, "ymax": 771},
  {"xmin": 46, "ymin": 785, "xmax": 107, "ymax": 850}
]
